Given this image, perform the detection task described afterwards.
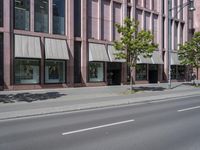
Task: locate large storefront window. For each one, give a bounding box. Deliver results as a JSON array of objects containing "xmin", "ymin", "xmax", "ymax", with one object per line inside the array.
[
  {"xmin": 0, "ymin": 0, "xmax": 3, "ymax": 27},
  {"xmin": 177, "ymin": 66, "xmax": 185, "ymax": 80},
  {"xmin": 89, "ymin": 62, "xmax": 104, "ymax": 82},
  {"xmin": 136, "ymin": 64, "xmax": 147, "ymax": 80},
  {"xmin": 171, "ymin": 65, "xmax": 177, "ymax": 80},
  {"xmin": 171, "ymin": 65, "xmax": 186, "ymax": 80},
  {"xmin": 45, "ymin": 60, "xmax": 66, "ymax": 83},
  {"xmin": 53, "ymin": 0, "xmax": 65, "ymax": 35},
  {"xmin": 15, "ymin": 59, "xmax": 40, "ymax": 84},
  {"xmin": 14, "ymin": 0, "xmax": 30, "ymax": 30},
  {"xmin": 35, "ymin": 0, "xmax": 49, "ymax": 33}
]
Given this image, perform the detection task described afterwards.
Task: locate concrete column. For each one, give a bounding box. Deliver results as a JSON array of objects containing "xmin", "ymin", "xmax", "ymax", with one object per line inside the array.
[
  {"xmin": 30, "ymin": 0, "xmax": 34, "ymax": 32},
  {"xmin": 81, "ymin": 0, "xmax": 88, "ymax": 85},
  {"xmin": 40, "ymin": 37, "xmax": 45, "ymax": 85},
  {"xmin": 110, "ymin": 0, "xmax": 114, "ymax": 41},
  {"xmin": 49, "ymin": 0, "xmax": 53, "ymax": 34},
  {"xmin": 122, "ymin": 0, "xmax": 127, "ymax": 21},
  {"xmin": 159, "ymin": 0, "xmax": 164, "ymax": 82},
  {"xmin": 164, "ymin": 0, "xmax": 169, "ymax": 81},
  {"xmin": 3, "ymin": 0, "xmax": 13, "ymax": 89},
  {"xmin": 98, "ymin": 0, "xmax": 102, "ymax": 40},
  {"xmin": 67, "ymin": 0, "xmax": 74, "ymax": 86}
]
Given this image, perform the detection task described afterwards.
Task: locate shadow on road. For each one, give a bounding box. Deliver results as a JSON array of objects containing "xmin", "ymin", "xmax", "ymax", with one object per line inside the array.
[{"xmin": 0, "ymin": 92, "xmax": 66, "ymax": 103}]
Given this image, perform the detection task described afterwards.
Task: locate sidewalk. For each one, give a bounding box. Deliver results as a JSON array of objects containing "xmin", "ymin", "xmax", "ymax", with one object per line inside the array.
[{"xmin": 0, "ymin": 82, "xmax": 199, "ymax": 120}]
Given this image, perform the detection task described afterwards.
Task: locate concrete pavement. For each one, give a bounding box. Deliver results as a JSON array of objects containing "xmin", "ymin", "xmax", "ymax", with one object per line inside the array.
[
  {"xmin": 0, "ymin": 82, "xmax": 200, "ymax": 120},
  {"xmin": 1, "ymin": 95, "xmax": 200, "ymax": 150}
]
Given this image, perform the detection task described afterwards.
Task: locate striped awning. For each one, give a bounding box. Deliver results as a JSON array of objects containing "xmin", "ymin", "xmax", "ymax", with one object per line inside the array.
[
  {"xmin": 137, "ymin": 55, "xmax": 153, "ymax": 64},
  {"xmin": 45, "ymin": 38, "xmax": 69, "ymax": 60},
  {"xmin": 151, "ymin": 51, "xmax": 164, "ymax": 64},
  {"xmin": 15, "ymin": 34, "xmax": 41, "ymax": 58},
  {"xmin": 89, "ymin": 43, "xmax": 110, "ymax": 62},
  {"xmin": 107, "ymin": 45, "xmax": 126, "ymax": 62}
]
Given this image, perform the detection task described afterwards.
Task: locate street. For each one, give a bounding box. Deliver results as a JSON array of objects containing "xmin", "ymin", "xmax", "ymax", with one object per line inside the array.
[{"xmin": 0, "ymin": 95, "xmax": 200, "ymax": 150}]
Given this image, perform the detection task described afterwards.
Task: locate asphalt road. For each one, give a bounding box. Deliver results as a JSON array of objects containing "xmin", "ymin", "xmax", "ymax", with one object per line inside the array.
[{"xmin": 0, "ymin": 95, "xmax": 200, "ymax": 150}]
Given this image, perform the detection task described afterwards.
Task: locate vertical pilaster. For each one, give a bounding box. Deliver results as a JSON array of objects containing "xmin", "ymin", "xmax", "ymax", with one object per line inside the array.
[
  {"xmin": 40, "ymin": 36, "xmax": 45, "ymax": 85},
  {"xmin": 3, "ymin": 0, "xmax": 12, "ymax": 89},
  {"xmin": 110, "ymin": 0, "xmax": 113, "ymax": 41},
  {"xmin": 98, "ymin": 0, "xmax": 102, "ymax": 40},
  {"xmin": 49, "ymin": 0, "xmax": 53, "ymax": 34},
  {"xmin": 67, "ymin": 0, "xmax": 74, "ymax": 86},
  {"xmin": 81, "ymin": 0, "xmax": 88, "ymax": 84},
  {"xmin": 164, "ymin": 0, "xmax": 169, "ymax": 81},
  {"xmin": 30, "ymin": 0, "xmax": 34, "ymax": 32}
]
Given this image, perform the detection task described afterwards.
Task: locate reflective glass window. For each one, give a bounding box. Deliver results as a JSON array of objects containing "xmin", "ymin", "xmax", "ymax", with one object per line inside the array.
[
  {"xmin": 53, "ymin": 0, "xmax": 65, "ymax": 35},
  {"xmin": 45, "ymin": 60, "xmax": 66, "ymax": 83},
  {"xmin": 136, "ymin": 64, "xmax": 147, "ymax": 80},
  {"xmin": 74, "ymin": 0, "xmax": 81, "ymax": 37},
  {"xmin": 15, "ymin": 59, "xmax": 40, "ymax": 84},
  {"xmin": 35, "ymin": 0, "xmax": 49, "ymax": 33},
  {"xmin": 14, "ymin": 0, "xmax": 30, "ymax": 30},
  {"xmin": 0, "ymin": 0, "xmax": 3, "ymax": 27},
  {"xmin": 89, "ymin": 62, "xmax": 104, "ymax": 82}
]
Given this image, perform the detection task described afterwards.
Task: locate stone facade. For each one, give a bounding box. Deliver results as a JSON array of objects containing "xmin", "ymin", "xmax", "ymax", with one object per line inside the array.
[{"xmin": 0, "ymin": 0, "xmax": 191, "ymax": 90}]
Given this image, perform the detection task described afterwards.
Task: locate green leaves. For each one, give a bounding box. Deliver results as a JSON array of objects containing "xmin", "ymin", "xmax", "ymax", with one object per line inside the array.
[
  {"xmin": 178, "ymin": 32, "xmax": 200, "ymax": 68},
  {"xmin": 114, "ymin": 17, "xmax": 158, "ymax": 67}
]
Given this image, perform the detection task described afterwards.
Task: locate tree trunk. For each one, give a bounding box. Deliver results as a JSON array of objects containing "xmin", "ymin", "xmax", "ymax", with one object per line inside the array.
[{"xmin": 130, "ymin": 66, "xmax": 135, "ymax": 91}]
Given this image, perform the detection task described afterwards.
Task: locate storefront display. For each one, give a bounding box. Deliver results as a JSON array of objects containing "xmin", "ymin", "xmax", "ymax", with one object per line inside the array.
[
  {"xmin": 136, "ymin": 64, "xmax": 147, "ymax": 80},
  {"xmin": 45, "ymin": 60, "xmax": 65, "ymax": 83},
  {"xmin": 89, "ymin": 62, "xmax": 104, "ymax": 82},
  {"xmin": 15, "ymin": 59, "xmax": 40, "ymax": 84}
]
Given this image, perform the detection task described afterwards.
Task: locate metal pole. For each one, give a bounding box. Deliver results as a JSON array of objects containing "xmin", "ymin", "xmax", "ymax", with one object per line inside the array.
[{"xmin": 168, "ymin": 0, "xmax": 172, "ymax": 89}]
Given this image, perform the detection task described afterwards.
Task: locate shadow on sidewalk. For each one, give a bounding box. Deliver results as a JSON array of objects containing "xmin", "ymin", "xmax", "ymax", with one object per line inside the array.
[
  {"xmin": 131, "ymin": 86, "xmax": 166, "ymax": 91},
  {"xmin": 0, "ymin": 92, "xmax": 66, "ymax": 103}
]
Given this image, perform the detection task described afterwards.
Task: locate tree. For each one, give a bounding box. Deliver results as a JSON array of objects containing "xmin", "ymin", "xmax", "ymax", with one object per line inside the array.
[
  {"xmin": 178, "ymin": 32, "xmax": 200, "ymax": 85},
  {"xmin": 114, "ymin": 18, "xmax": 158, "ymax": 90}
]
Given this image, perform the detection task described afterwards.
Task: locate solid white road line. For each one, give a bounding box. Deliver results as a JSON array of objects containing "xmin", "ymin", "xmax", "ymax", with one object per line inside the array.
[
  {"xmin": 62, "ymin": 119, "xmax": 135, "ymax": 136},
  {"xmin": 178, "ymin": 106, "xmax": 200, "ymax": 112}
]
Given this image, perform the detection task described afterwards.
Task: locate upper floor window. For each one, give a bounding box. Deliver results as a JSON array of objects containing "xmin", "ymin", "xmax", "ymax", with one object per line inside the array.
[
  {"xmin": 35, "ymin": 0, "xmax": 49, "ymax": 33},
  {"xmin": 14, "ymin": 0, "xmax": 30, "ymax": 30},
  {"xmin": 127, "ymin": 6, "xmax": 131, "ymax": 18},
  {"xmin": 53, "ymin": 0, "xmax": 65, "ymax": 35},
  {"xmin": 0, "ymin": 0, "xmax": 3, "ymax": 27},
  {"xmin": 74, "ymin": 0, "xmax": 81, "ymax": 37}
]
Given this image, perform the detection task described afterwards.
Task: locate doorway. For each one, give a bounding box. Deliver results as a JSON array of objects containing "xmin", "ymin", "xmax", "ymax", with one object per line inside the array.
[
  {"xmin": 149, "ymin": 64, "xmax": 158, "ymax": 83},
  {"xmin": 107, "ymin": 63, "xmax": 121, "ymax": 85}
]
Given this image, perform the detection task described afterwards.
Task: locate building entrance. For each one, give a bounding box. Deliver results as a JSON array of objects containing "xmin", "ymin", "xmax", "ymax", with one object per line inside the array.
[
  {"xmin": 107, "ymin": 63, "xmax": 121, "ymax": 85},
  {"xmin": 149, "ymin": 64, "xmax": 158, "ymax": 83}
]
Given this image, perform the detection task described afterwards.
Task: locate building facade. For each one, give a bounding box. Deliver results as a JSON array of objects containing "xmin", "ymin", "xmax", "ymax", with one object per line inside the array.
[
  {"xmin": 0, "ymin": 0, "xmax": 191, "ymax": 90},
  {"xmin": 193, "ymin": 0, "xmax": 200, "ymax": 79}
]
